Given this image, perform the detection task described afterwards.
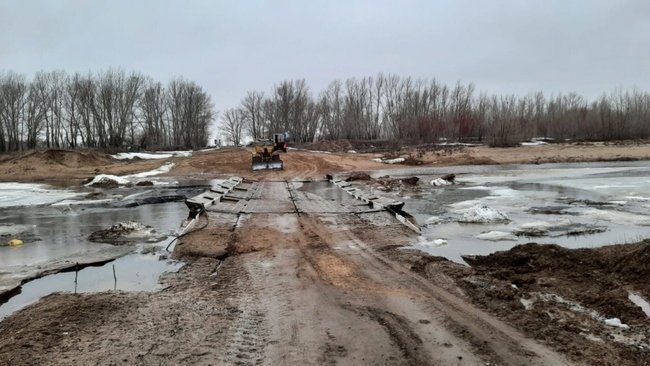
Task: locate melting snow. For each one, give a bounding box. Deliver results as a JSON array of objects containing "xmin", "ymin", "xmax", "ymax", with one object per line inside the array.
[
  {"xmin": 84, "ymin": 174, "xmax": 130, "ymax": 186},
  {"xmin": 605, "ymin": 318, "xmax": 630, "ymax": 329},
  {"xmin": 84, "ymin": 162, "xmax": 174, "ymax": 188},
  {"xmin": 628, "ymin": 292, "xmax": 650, "ymax": 318},
  {"xmin": 112, "ymin": 151, "xmax": 191, "ymax": 160},
  {"xmin": 125, "ymin": 162, "xmax": 174, "ymax": 178}
]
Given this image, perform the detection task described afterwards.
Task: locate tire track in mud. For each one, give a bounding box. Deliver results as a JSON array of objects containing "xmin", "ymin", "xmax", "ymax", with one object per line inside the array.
[
  {"xmin": 209, "ymin": 256, "xmax": 269, "ymax": 365},
  {"xmin": 296, "ymin": 214, "xmax": 571, "ymax": 365}
]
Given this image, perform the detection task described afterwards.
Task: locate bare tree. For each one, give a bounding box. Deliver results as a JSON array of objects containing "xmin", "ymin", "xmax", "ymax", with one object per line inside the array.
[{"xmin": 220, "ymin": 108, "xmax": 244, "ymax": 145}]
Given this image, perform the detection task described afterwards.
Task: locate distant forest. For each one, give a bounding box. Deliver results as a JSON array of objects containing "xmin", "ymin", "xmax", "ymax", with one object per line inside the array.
[
  {"xmin": 0, "ymin": 69, "xmax": 213, "ymax": 152},
  {"xmin": 221, "ymin": 74, "xmax": 650, "ymax": 147}
]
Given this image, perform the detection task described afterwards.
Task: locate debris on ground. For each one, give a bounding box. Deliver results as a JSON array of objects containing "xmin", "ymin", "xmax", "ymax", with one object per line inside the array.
[
  {"xmin": 373, "ymin": 176, "xmax": 421, "ymax": 192},
  {"xmin": 430, "ymin": 173, "xmax": 455, "ymax": 186},
  {"xmin": 88, "ymin": 221, "xmax": 167, "ymax": 244}
]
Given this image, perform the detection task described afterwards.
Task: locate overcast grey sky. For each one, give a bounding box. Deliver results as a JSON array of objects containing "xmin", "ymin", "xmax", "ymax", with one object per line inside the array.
[{"xmin": 1, "ymin": 0, "xmax": 649, "ymax": 113}]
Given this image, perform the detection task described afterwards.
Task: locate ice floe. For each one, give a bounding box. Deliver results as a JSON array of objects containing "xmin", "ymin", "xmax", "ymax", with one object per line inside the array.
[
  {"xmin": 476, "ymin": 231, "xmax": 518, "ymax": 241},
  {"xmin": 417, "ymin": 236, "xmax": 448, "ymax": 247},
  {"xmin": 458, "ymin": 205, "xmax": 510, "ymax": 224}
]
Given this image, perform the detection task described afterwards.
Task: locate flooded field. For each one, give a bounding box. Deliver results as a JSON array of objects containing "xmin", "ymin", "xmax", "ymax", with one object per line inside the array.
[
  {"xmin": 0, "ymin": 183, "xmax": 203, "ymax": 318},
  {"xmin": 398, "ymin": 161, "xmax": 650, "ymax": 262}
]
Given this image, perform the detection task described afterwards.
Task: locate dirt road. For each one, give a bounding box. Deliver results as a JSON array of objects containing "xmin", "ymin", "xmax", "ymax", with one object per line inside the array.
[{"xmin": 0, "ymin": 179, "xmax": 570, "ymax": 365}]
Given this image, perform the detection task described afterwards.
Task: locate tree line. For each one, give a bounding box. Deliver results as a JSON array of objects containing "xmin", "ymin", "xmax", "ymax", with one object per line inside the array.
[
  {"xmin": 0, "ymin": 69, "xmax": 214, "ymax": 152},
  {"xmin": 221, "ymin": 74, "xmax": 650, "ymax": 147}
]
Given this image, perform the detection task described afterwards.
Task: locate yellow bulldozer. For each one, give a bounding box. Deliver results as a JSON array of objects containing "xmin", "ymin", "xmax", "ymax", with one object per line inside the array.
[{"xmin": 251, "ymin": 133, "xmax": 287, "ymax": 171}]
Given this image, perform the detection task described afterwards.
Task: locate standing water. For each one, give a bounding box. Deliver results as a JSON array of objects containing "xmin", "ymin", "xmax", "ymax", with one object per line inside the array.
[
  {"xmin": 391, "ymin": 161, "xmax": 650, "ymax": 263},
  {"xmin": 0, "ymin": 183, "xmax": 192, "ymax": 319}
]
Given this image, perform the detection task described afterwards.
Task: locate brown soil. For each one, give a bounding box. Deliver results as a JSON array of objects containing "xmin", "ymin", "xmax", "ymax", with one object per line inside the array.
[{"xmin": 0, "ymin": 149, "xmax": 168, "ymax": 185}]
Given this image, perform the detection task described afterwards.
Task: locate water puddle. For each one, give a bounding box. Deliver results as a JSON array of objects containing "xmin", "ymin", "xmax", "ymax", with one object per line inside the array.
[
  {"xmin": 298, "ymin": 180, "xmax": 348, "ymax": 201},
  {"xmin": 0, "ymin": 186, "xmax": 197, "ymax": 319},
  {"xmin": 0, "ymin": 243, "xmax": 183, "ymax": 320}
]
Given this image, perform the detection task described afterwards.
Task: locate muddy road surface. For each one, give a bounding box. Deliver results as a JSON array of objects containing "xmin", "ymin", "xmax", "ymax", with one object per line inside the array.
[{"xmin": 0, "ymin": 179, "xmax": 569, "ymax": 365}]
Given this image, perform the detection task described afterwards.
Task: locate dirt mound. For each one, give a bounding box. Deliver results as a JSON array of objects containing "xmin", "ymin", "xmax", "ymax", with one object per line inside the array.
[
  {"xmin": 465, "ymin": 241, "xmax": 650, "ymax": 283},
  {"xmin": 10, "ymin": 149, "xmax": 115, "ymax": 168},
  {"xmin": 464, "ymin": 242, "xmax": 650, "ymax": 325},
  {"xmin": 612, "ymin": 242, "xmax": 650, "ymax": 281}
]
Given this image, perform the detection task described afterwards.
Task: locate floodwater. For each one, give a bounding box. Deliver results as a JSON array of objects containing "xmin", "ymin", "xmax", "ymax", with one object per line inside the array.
[
  {"xmin": 398, "ymin": 161, "xmax": 650, "ymax": 263},
  {"xmin": 0, "ymin": 182, "xmax": 196, "ymax": 319}
]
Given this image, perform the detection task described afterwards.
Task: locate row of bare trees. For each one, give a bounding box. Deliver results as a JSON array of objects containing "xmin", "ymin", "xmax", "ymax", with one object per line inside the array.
[
  {"xmin": 0, "ymin": 69, "xmax": 214, "ymax": 152},
  {"xmin": 222, "ymin": 74, "xmax": 650, "ymax": 147}
]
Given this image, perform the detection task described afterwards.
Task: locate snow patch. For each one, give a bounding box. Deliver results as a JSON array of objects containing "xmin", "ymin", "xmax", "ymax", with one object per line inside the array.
[
  {"xmin": 383, "ymin": 158, "xmax": 405, "ymax": 164},
  {"xmin": 125, "ymin": 162, "xmax": 174, "ymax": 178},
  {"xmin": 84, "ymin": 162, "xmax": 174, "ymax": 188},
  {"xmin": 628, "ymin": 292, "xmax": 650, "ymax": 318},
  {"xmin": 605, "ymin": 318, "xmax": 630, "ymax": 329},
  {"xmin": 112, "ymin": 151, "xmax": 191, "ymax": 160},
  {"xmin": 84, "ymin": 174, "xmax": 130, "ymax": 187},
  {"xmin": 458, "ymin": 205, "xmax": 510, "ymax": 224}
]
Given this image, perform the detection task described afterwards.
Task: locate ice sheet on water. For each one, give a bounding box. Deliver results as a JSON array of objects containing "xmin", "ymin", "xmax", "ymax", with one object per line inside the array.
[
  {"xmin": 0, "ymin": 183, "xmax": 83, "ymax": 208},
  {"xmin": 0, "ymin": 224, "xmax": 35, "ymax": 237},
  {"xmin": 476, "ymin": 231, "xmax": 518, "ymax": 241},
  {"xmin": 580, "ymin": 208, "xmax": 650, "ymax": 226}
]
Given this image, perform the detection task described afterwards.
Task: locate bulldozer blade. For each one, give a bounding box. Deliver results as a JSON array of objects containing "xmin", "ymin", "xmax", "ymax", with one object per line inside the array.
[{"xmin": 252, "ymin": 161, "xmax": 283, "ymax": 171}]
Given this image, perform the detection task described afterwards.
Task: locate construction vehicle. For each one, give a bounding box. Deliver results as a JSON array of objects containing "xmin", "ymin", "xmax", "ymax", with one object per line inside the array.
[{"xmin": 251, "ymin": 133, "xmax": 287, "ymax": 171}]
